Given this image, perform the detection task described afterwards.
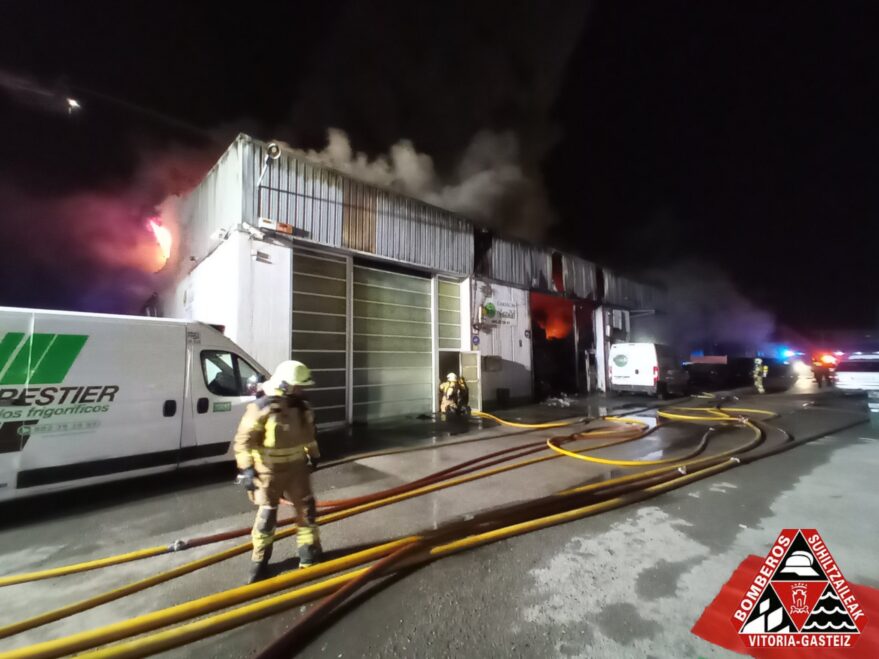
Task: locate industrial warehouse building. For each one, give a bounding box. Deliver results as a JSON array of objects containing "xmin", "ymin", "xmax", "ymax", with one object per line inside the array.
[{"xmin": 165, "ymin": 134, "xmax": 666, "ymax": 426}]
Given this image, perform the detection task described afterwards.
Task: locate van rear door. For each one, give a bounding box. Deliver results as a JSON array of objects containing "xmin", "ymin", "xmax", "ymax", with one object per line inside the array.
[
  {"xmin": 13, "ymin": 313, "xmax": 185, "ymax": 492},
  {"xmin": 610, "ymin": 343, "xmax": 657, "ymax": 389}
]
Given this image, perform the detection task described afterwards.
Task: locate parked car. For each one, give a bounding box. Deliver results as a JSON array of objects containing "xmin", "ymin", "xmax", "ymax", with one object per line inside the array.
[
  {"xmin": 835, "ymin": 354, "xmax": 879, "ymax": 392},
  {"xmin": 761, "ymin": 357, "xmax": 797, "ymax": 392}
]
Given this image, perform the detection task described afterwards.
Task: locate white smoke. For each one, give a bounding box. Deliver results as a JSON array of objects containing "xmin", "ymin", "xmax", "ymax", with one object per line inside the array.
[{"xmin": 284, "ymin": 128, "xmax": 551, "ymax": 238}]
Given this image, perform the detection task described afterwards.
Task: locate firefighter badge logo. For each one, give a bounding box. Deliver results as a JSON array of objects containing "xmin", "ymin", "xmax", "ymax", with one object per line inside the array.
[{"xmin": 732, "ymin": 529, "xmax": 867, "ymax": 648}]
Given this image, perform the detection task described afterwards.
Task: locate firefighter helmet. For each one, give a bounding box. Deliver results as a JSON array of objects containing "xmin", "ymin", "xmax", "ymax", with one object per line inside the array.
[{"xmin": 264, "ymin": 360, "xmax": 314, "ymax": 394}]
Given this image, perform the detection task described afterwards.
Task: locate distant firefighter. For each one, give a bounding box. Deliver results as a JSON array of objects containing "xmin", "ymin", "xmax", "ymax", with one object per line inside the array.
[
  {"xmin": 752, "ymin": 357, "xmax": 768, "ymax": 394},
  {"xmin": 811, "ymin": 354, "xmax": 836, "ymax": 388}
]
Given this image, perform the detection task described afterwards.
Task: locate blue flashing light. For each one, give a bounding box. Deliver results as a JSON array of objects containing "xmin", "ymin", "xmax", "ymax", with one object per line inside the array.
[{"xmin": 781, "ymin": 348, "xmax": 796, "ymax": 358}]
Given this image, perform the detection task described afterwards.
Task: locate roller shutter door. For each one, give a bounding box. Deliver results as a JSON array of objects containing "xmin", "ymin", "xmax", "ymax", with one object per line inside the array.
[
  {"xmin": 353, "ymin": 263, "xmax": 433, "ymax": 421},
  {"xmin": 291, "ymin": 247, "xmax": 348, "ymax": 425}
]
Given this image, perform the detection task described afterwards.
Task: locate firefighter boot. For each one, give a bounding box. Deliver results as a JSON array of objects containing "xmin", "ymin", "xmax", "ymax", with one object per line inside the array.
[
  {"xmin": 249, "ymin": 505, "xmax": 277, "ymax": 583},
  {"xmin": 248, "ymin": 544, "xmax": 273, "ymax": 584},
  {"xmin": 297, "ymin": 525, "xmax": 322, "ymax": 569}
]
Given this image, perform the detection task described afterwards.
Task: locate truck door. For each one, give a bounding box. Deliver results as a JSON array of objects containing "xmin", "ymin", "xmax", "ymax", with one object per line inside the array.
[{"xmin": 187, "ymin": 344, "xmax": 262, "ymax": 463}]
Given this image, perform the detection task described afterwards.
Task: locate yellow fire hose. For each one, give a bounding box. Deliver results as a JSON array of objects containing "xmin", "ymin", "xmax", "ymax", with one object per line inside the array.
[
  {"xmin": 545, "ymin": 405, "xmax": 775, "ymax": 467},
  {"xmin": 0, "ymin": 547, "xmax": 170, "ymax": 589},
  {"xmin": 0, "ymin": 408, "xmax": 771, "ymax": 658},
  {"xmin": 0, "ymin": 412, "xmax": 595, "ymax": 591},
  {"xmin": 0, "ymin": 405, "xmax": 658, "ymax": 590},
  {"xmin": 76, "ymin": 461, "xmax": 741, "ymax": 659},
  {"xmin": 0, "ymin": 422, "xmax": 647, "ymax": 639},
  {"xmin": 1, "ymin": 448, "xmax": 744, "ymax": 659}
]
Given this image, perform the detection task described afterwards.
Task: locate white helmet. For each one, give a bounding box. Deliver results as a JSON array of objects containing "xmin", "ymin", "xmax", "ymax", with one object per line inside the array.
[{"xmin": 446, "ymin": 372, "xmax": 458, "ymax": 382}]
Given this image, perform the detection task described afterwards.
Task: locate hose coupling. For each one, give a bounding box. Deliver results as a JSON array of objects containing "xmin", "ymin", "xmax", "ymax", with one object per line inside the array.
[
  {"xmin": 677, "ymin": 466, "xmax": 687, "ymax": 475},
  {"xmin": 168, "ymin": 539, "xmax": 188, "ymax": 552},
  {"xmin": 730, "ymin": 457, "xmax": 742, "ymax": 464}
]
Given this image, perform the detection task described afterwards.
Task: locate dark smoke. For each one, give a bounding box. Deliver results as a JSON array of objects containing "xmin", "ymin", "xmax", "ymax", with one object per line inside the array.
[
  {"xmin": 644, "ymin": 261, "xmax": 776, "ymax": 355},
  {"xmin": 283, "ymin": 128, "xmax": 551, "ymax": 236},
  {"xmin": 0, "ymin": 2, "xmax": 592, "ymax": 314},
  {"xmin": 279, "ymin": 0, "xmax": 592, "ymax": 238}
]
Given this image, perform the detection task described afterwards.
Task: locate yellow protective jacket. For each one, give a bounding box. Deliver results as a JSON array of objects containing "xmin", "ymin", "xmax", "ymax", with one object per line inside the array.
[{"xmin": 233, "ymin": 395, "xmax": 320, "ymax": 474}]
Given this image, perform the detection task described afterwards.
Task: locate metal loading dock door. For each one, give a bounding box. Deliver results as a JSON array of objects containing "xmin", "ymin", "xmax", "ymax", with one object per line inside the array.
[
  {"xmin": 291, "ymin": 247, "xmax": 348, "ymax": 425},
  {"xmin": 353, "ymin": 264, "xmax": 433, "ymax": 421}
]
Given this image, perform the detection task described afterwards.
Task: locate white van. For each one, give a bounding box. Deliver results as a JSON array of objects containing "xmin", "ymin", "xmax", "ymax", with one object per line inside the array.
[
  {"xmin": 835, "ymin": 354, "xmax": 879, "ymax": 392},
  {"xmin": 608, "ymin": 342, "xmax": 689, "ymax": 398},
  {"xmin": 0, "ymin": 307, "xmax": 268, "ymax": 501}
]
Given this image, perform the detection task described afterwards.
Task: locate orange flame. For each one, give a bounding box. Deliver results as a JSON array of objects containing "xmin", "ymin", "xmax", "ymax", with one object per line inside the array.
[
  {"xmin": 530, "ymin": 292, "xmax": 573, "ymax": 340},
  {"xmin": 148, "ymin": 219, "xmax": 172, "ymax": 270}
]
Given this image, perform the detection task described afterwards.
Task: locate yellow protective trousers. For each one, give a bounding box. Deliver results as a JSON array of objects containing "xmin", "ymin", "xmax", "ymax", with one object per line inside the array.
[{"xmin": 250, "ymin": 460, "xmax": 319, "ymax": 562}]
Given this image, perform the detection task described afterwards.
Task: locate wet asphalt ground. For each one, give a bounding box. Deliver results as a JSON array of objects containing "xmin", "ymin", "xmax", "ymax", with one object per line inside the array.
[{"xmin": 0, "ymin": 380, "xmax": 875, "ymax": 658}]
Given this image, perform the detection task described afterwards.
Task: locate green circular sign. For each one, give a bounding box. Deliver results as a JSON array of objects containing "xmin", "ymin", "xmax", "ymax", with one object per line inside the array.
[
  {"xmin": 613, "ymin": 354, "xmax": 629, "ymax": 367},
  {"xmin": 482, "ymin": 302, "xmax": 497, "ymax": 318}
]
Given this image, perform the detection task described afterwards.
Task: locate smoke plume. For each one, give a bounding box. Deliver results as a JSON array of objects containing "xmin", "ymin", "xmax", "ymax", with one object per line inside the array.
[
  {"xmin": 285, "ymin": 128, "xmax": 552, "ymax": 237},
  {"xmin": 0, "ymin": 1, "xmax": 592, "ymax": 313},
  {"xmin": 279, "ymin": 0, "xmax": 592, "ymax": 238},
  {"xmin": 646, "ymin": 261, "xmax": 775, "ymax": 355}
]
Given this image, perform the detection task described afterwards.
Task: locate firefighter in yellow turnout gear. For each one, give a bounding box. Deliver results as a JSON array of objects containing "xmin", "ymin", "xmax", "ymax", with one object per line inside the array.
[
  {"xmin": 752, "ymin": 357, "xmax": 768, "ymax": 394},
  {"xmin": 233, "ymin": 360, "xmax": 322, "ymax": 583},
  {"xmin": 439, "ymin": 372, "xmax": 469, "ymax": 419}
]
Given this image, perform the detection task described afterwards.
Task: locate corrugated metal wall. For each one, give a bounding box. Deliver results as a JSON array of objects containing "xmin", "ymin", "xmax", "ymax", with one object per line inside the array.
[
  {"xmin": 603, "ymin": 271, "xmax": 666, "ymax": 310},
  {"xmin": 530, "ymin": 247, "xmax": 554, "ymax": 291},
  {"xmin": 180, "ymin": 141, "xmax": 244, "ymax": 261},
  {"xmin": 239, "ymin": 136, "xmax": 472, "ymax": 276},
  {"xmin": 488, "ymin": 238, "xmax": 533, "ymax": 288},
  {"xmin": 563, "ymin": 255, "xmax": 598, "ymax": 299},
  {"xmin": 487, "ymin": 237, "xmax": 597, "ymax": 299}
]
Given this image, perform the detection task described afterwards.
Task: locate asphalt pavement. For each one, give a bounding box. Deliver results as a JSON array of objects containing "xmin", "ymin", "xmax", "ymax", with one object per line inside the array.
[{"xmin": 0, "ymin": 380, "xmax": 875, "ymax": 658}]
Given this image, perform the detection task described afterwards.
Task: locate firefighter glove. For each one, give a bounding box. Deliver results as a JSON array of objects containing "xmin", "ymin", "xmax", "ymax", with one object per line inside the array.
[{"xmin": 236, "ymin": 467, "xmax": 258, "ymax": 491}]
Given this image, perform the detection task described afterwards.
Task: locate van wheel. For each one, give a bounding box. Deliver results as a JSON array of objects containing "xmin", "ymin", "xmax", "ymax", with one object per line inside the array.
[{"xmin": 656, "ymin": 383, "xmax": 669, "ymax": 400}]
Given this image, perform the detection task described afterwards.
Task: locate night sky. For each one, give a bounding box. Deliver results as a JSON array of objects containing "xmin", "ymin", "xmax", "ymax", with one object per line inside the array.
[{"xmin": 1, "ymin": 1, "xmax": 877, "ymax": 329}]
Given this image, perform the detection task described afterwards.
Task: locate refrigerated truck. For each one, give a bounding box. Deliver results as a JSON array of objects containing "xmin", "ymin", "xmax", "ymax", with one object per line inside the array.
[{"xmin": 0, "ymin": 307, "xmax": 269, "ymax": 501}]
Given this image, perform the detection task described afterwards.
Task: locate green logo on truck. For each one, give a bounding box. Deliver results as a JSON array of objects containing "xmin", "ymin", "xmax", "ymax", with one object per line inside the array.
[
  {"xmin": 613, "ymin": 354, "xmax": 629, "ymax": 367},
  {"xmin": 0, "ymin": 333, "xmax": 87, "ymax": 384},
  {"xmin": 0, "ymin": 333, "xmax": 120, "ymax": 430}
]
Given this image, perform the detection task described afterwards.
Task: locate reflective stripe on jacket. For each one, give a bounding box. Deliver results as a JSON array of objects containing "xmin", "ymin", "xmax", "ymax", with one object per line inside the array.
[{"xmin": 233, "ymin": 395, "xmax": 320, "ymax": 473}]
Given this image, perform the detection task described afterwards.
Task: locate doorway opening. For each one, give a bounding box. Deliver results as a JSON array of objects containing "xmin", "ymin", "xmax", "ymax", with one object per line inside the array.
[{"xmin": 529, "ymin": 291, "xmax": 577, "ymax": 399}]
